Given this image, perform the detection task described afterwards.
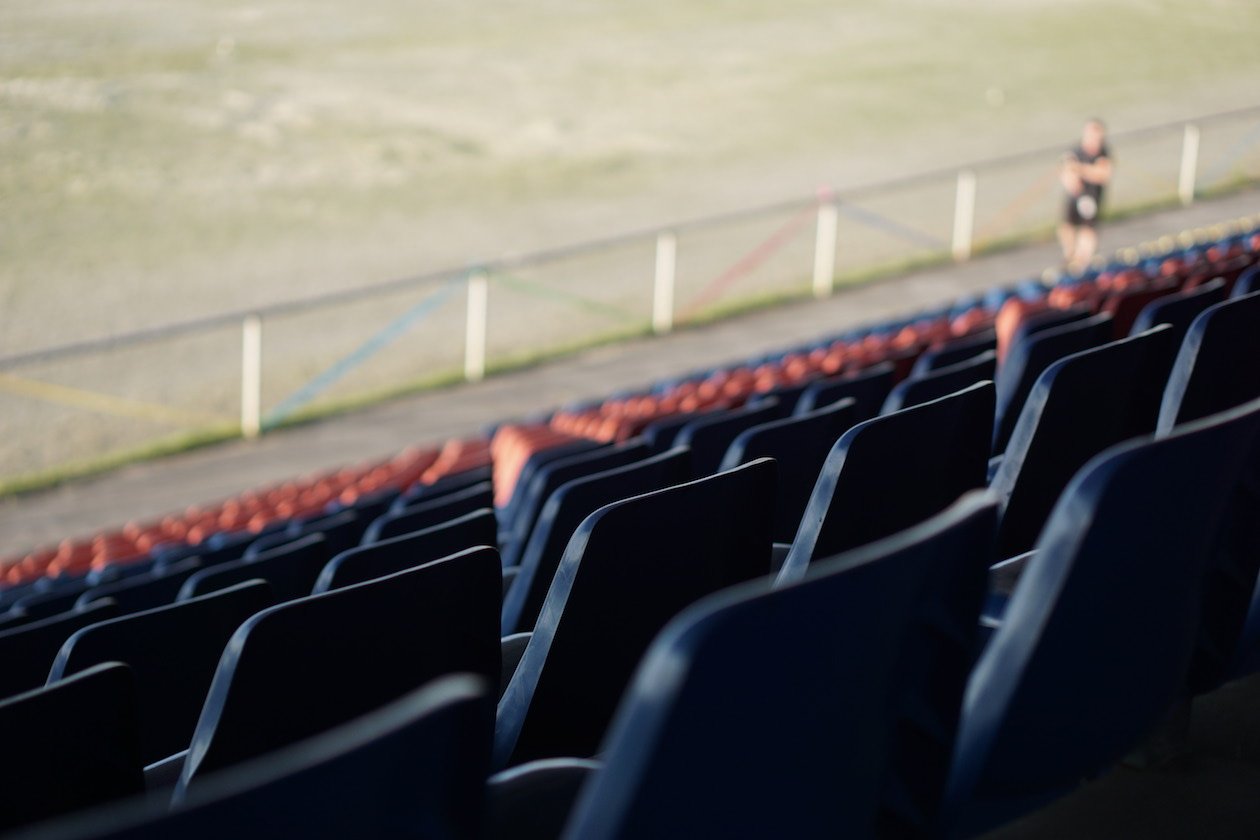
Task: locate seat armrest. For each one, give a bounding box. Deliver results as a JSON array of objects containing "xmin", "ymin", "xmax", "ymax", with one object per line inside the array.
[{"xmin": 486, "ymin": 758, "xmax": 601, "ymax": 840}]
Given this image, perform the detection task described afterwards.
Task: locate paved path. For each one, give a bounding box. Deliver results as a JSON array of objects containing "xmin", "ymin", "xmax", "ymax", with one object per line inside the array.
[{"xmin": 2, "ymin": 189, "xmax": 1257, "ymax": 554}]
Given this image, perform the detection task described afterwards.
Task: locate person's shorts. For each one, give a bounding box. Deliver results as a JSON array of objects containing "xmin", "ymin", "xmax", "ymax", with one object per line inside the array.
[{"xmin": 1064, "ymin": 193, "xmax": 1100, "ymax": 228}]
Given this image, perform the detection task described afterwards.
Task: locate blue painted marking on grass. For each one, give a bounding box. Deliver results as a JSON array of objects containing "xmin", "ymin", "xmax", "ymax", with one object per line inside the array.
[{"xmin": 835, "ymin": 200, "xmax": 946, "ymax": 249}]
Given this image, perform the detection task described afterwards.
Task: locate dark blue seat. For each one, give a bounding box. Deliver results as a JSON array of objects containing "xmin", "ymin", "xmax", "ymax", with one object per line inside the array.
[
  {"xmin": 508, "ymin": 493, "xmax": 996, "ymax": 840},
  {"xmin": 1159, "ymin": 291, "xmax": 1260, "ymax": 428},
  {"xmin": 499, "ymin": 440, "xmax": 654, "ymax": 569},
  {"xmin": 50, "ymin": 580, "xmax": 273, "ymax": 766},
  {"xmin": 315, "ymin": 509, "xmax": 498, "ymax": 592},
  {"xmin": 881, "ymin": 351, "xmax": 996, "ymax": 413},
  {"xmin": 1100, "ymin": 281, "xmax": 1179, "ymax": 338},
  {"xmin": 642, "ymin": 412, "xmax": 704, "ymax": 451},
  {"xmin": 247, "ymin": 509, "xmax": 363, "ymax": 560},
  {"xmin": 1232, "ymin": 264, "xmax": 1259, "ymax": 297},
  {"xmin": 495, "ymin": 459, "xmax": 775, "ymax": 769},
  {"xmin": 500, "ymin": 448, "xmax": 692, "ymax": 636},
  {"xmin": 7, "ymin": 578, "xmax": 95, "ymax": 625},
  {"xmin": 498, "ymin": 440, "xmax": 608, "ymax": 523},
  {"xmin": 0, "ymin": 599, "xmax": 120, "ymax": 700},
  {"xmin": 794, "ymin": 361, "xmax": 895, "ymax": 420},
  {"xmin": 993, "ymin": 313, "xmax": 1114, "ymax": 453},
  {"xmin": 673, "ymin": 401, "xmax": 781, "ymax": 476},
  {"xmin": 779, "ymin": 382, "xmax": 994, "ymax": 582},
  {"xmin": 77, "ymin": 557, "xmax": 204, "ymax": 616},
  {"xmin": 991, "ymin": 327, "xmax": 1176, "ymax": 558},
  {"xmin": 329, "ymin": 487, "xmax": 400, "ymax": 526},
  {"xmin": 0, "ymin": 663, "xmax": 144, "ymax": 832},
  {"xmin": 177, "ymin": 546, "xmax": 501, "ymax": 792},
  {"xmin": 29, "ymin": 676, "xmax": 492, "ymax": 840},
  {"xmin": 718, "ymin": 398, "xmax": 858, "ymax": 543},
  {"xmin": 153, "ymin": 531, "xmax": 254, "ymax": 573},
  {"xmin": 945, "ymin": 397, "xmax": 1260, "ymax": 836},
  {"xmin": 361, "ymin": 481, "xmax": 494, "ymax": 545},
  {"xmin": 180, "ymin": 534, "xmax": 330, "ymax": 601},
  {"xmin": 1007, "ymin": 305, "xmax": 1094, "ymax": 349},
  {"xmin": 394, "ymin": 465, "xmax": 493, "ymax": 508},
  {"xmin": 912, "ymin": 330, "xmax": 997, "ymax": 375},
  {"xmin": 752, "ymin": 380, "xmax": 813, "ymax": 416},
  {"xmin": 1129, "ymin": 277, "xmax": 1226, "ymax": 346}
]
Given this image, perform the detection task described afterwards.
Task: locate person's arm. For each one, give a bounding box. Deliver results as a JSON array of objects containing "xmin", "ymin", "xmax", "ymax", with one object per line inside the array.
[
  {"xmin": 1079, "ymin": 155, "xmax": 1112, "ymax": 186},
  {"xmin": 1059, "ymin": 153, "xmax": 1084, "ymax": 194}
]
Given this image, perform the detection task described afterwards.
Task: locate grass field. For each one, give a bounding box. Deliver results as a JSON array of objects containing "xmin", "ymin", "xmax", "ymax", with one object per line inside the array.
[{"xmin": 2, "ymin": 0, "xmax": 1260, "ymax": 478}]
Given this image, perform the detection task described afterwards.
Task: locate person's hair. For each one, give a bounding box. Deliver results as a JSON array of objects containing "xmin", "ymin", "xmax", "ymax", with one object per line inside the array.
[{"xmin": 1086, "ymin": 118, "xmax": 1106, "ymax": 131}]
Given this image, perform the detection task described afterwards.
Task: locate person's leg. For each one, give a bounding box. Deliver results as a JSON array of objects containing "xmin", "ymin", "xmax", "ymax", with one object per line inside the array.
[
  {"xmin": 1073, "ymin": 225, "xmax": 1098, "ymax": 271},
  {"xmin": 1058, "ymin": 222, "xmax": 1077, "ymax": 265}
]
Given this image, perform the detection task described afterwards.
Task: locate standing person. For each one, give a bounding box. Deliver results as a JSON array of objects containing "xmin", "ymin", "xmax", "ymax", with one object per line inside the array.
[{"xmin": 1058, "ymin": 119, "xmax": 1113, "ymax": 272}]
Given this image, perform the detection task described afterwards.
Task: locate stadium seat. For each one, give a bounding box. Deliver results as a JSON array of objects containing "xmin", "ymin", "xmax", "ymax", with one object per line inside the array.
[
  {"xmin": 499, "ymin": 492, "xmax": 996, "ymax": 840},
  {"xmin": 361, "ymin": 481, "xmax": 494, "ymax": 544},
  {"xmin": 945, "ymin": 396, "xmax": 1260, "ymax": 836},
  {"xmin": 246, "ymin": 509, "xmax": 363, "ymax": 560},
  {"xmin": 1100, "ymin": 280, "xmax": 1179, "ymax": 338},
  {"xmin": 992, "ymin": 313, "xmax": 1114, "ymax": 453},
  {"xmin": 881, "ymin": 350, "xmax": 997, "ymax": 413},
  {"xmin": 1129, "ymin": 277, "xmax": 1227, "ymax": 345},
  {"xmin": 499, "ymin": 440, "xmax": 654, "ymax": 569},
  {"xmin": 0, "ymin": 663, "xmax": 145, "ymax": 832},
  {"xmin": 500, "ymin": 447, "xmax": 692, "ymax": 637},
  {"xmin": 6, "ymin": 579, "xmax": 96, "ymax": 625},
  {"xmin": 177, "ymin": 546, "xmax": 501, "ymax": 792},
  {"xmin": 673, "ymin": 401, "xmax": 782, "ymax": 477},
  {"xmin": 77, "ymin": 556, "xmax": 204, "ymax": 615},
  {"xmin": 779, "ymin": 382, "xmax": 993, "ymax": 582},
  {"xmin": 1232, "ymin": 264, "xmax": 1260, "ymax": 297},
  {"xmin": 28, "ymin": 675, "xmax": 492, "ymax": 840},
  {"xmin": 50, "ymin": 580, "xmax": 274, "ymax": 766},
  {"xmin": 499, "ymin": 440, "xmax": 608, "ymax": 521},
  {"xmin": 0, "ymin": 598, "xmax": 120, "ymax": 700},
  {"xmin": 395, "ymin": 465, "xmax": 494, "ymax": 508},
  {"xmin": 179, "ymin": 533, "xmax": 330, "ymax": 601},
  {"xmin": 991, "ymin": 326, "xmax": 1176, "ymax": 558},
  {"xmin": 315, "ymin": 508, "xmax": 497, "ymax": 592},
  {"xmin": 717, "ymin": 397, "xmax": 858, "ymax": 543},
  {"xmin": 794, "ymin": 361, "xmax": 895, "ymax": 420},
  {"xmin": 1158, "ymin": 291, "xmax": 1260, "ymax": 428},
  {"xmin": 912, "ymin": 330, "xmax": 997, "ymax": 375},
  {"xmin": 495, "ymin": 459, "xmax": 775, "ymax": 769}
]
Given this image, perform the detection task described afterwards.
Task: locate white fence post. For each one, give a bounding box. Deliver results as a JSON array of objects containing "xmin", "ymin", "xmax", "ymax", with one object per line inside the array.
[
  {"xmin": 812, "ymin": 192, "xmax": 839, "ymax": 298},
  {"xmin": 951, "ymin": 169, "xmax": 977, "ymax": 262},
  {"xmin": 652, "ymin": 231, "xmax": 677, "ymax": 334},
  {"xmin": 464, "ymin": 271, "xmax": 489, "ymax": 382},
  {"xmin": 240, "ymin": 314, "xmax": 262, "ymax": 439},
  {"xmin": 1178, "ymin": 122, "xmax": 1201, "ymax": 206}
]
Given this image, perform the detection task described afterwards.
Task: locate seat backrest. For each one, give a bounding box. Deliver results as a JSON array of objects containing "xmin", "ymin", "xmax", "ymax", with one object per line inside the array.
[
  {"xmin": 77, "ymin": 557, "xmax": 204, "ymax": 615},
  {"xmin": 8, "ymin": 579, "xmax": 95, "ymax": 624},
  {"xmin": 1158, "ymin": 291, "xmax": 1260, "ymax": 430},
  {"xmin": 1129, "ymin": 277, "xmax": 1226, "ymax": 346},
  {"xmin": 674, "ymin": 401, "xmax": 782, "ymax": 476},
  {"xmin": 51, "ymin": 580, "xmax": 273, "ymax": 766},
  {"xmin": 0, "ymin": 599, "xmax": 120, "ymax": 700},
  {"xmin": 180, "ymin": 534, "xmax": 330, "ymax": 601},
  {"xmin": 947, "ymin": 397, "xmax": 1260, "ymax": 822},
  {"xmin": 718, "ymin": 398, "xmax": 858, "ymax": 543},
  {"xmin": 496, "ymin": 459, "xmax": 776, "ymax": 769},
  {"xmin": 794, "ymin": 362, "xmax": 895, "ymax": 420},
  {"xmin": 315, "ymin": 509, "xmax": 498, "ymax": 593},
  {"xmin": 246, "ymin": 509, "xmax": 363, "ymax": 560},
  {"xmin": 562, "ymin": 493, "xmax": 997, "ymax": 840},
  {"xmin": 992, "ymin": 326, "xmax": 1176, "ymax": 558},
  {"xmin": 882, "ymin": 350, "xmax": 997, "ymax": 414},
  {"xmin": 1233, "ymin": 264, "xmax": 1260, "ymax": 298},
  {"xmin": 993, "ymin": 313, "xmax": 1114, "ymax": 452},
  {"xmin": 912, "ymin": 330, "xmax": 998, "ymax": 375},
  {"xmin": 362, "ymin": 481, "xmax": 494, "ymax": 545},
  {"xmin": 395, "ymin": 464, "xmax": 494, "ymax": 508},
  {"xmin": 177, "ymin": 546, "xmax": 501, "ymax": 791},
  {"xmin": 0, "ymin": 663, "xmax": 144, "ymax": 832},
  {"xmin": 32, "ymin": 675, "xmax": 492, "ymax": 840},
  {"xmin": 500, "ymin": 440, "xmax": 653, "ymax": 569},
  {"xmin": 1100, "ymin": 281, "xmax": 1179, "ymax": 338},
  {"xmin": 500, "ymin": 448, "xmax": 692, "ymax": 636},
  {"xmin": 500, "ymin": 440, "xmax": 609, "ymax": 520},
  {"xmin": 779, "ymin": 382, "xmax": 994, "ymax": 582}
]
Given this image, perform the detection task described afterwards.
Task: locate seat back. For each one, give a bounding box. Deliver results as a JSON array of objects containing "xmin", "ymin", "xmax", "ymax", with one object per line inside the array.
[
  {"xmin": 912, "ymin": 330, "xmax": 997, "ymax": 375},
  {"xmin": 1100, "ymin": 281, "xmax": 1178, "ymax": 338},
  {"xmin": 992, "ymin": 326, "xmax": 1176, "ymax": 558},
  {"xmin": 719, "ymin": 398, "xmax": 858, "ymax": 543},
  {"xmin": 794, "ymin": 362, "xmax": 895, "ymax": 420},
  {"xmin": 51, "ymin": 580, "xmax": 274, "ymax": 766},
  {"xmin": 77, "ymin": 557, "xmax": 204, "ymax": 616},
  {"xmin": 1158, "ymin": 291, "xmax": 1260, "ymax": 429},
  {"xmin": 563, "ymin": 494, "xmax": 997, "ymax": 840},
  {"xmin": 247, "ymin": 509, "xmax": 363, "ymax": 560},
  {"xmin": 993, "ymin": 313, "xmax": 1114, "ymax": 452},
  {"xmin": 178, "ymin": 547, "xmax": 501, "ymax": 791},
  {"xmin": 501, "ymin": 448, "xmax": 692, "ymax": 636},
  {"xmin": 882, "ymin": 351, "xmax": 997, "ymax": 413},
  {"xmin": 780, "ymin": 382, "xmax": 994, "ymax": 582},
  {"xmin": 947, "ymin": 397, "xmax": 1260, "ymax": 829},
  {"xmin": 315, "ymin": 509, "xmax": 497, "ymax": 593},
  {"xmin": 180, "ymin": 534, "xmax": 330, "ymax": 601},
  {"xmin": 0, "ymin": 599, "xmax": 120, "ymax": 700},
  {"xmin": 674, "ymin": 402, "xmax": 782, "ymax": 476},
  {"xmin": 362, "ymin": 481, "xmax": 494, "ymax": 544},
  {"xmin": 0, "ymin": 663, "xmax": 144, "ymax": 832},
  {"xmin": 496, "ymin": 460, "xmax": 776, "ymax": 768},
  {"xmin": 1129, "ymin": 277, "xmax": 1227, "ymax": 347}
]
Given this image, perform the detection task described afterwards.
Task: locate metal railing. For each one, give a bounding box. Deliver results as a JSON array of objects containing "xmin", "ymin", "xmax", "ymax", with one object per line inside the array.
[{"xmin": 2, "ymin": 104, "xmax": 1259, "ymax": 480}]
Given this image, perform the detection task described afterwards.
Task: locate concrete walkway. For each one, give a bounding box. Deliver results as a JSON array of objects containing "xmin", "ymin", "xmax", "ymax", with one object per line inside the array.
[{"xmin": 2, "ymin": 188, "xmax": 1257, "ymax": 554}]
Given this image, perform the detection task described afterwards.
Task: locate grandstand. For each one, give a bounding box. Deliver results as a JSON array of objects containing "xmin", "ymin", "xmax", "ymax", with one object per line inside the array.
[{"xmin": 0, "ymin": 189, "xmax": 1258, "ymax": 838}]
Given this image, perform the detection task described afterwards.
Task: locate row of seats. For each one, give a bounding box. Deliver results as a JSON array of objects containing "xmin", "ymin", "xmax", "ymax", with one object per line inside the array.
[{"xmin": 0, "ymin": 220, "xmax": 1258, "ymax": 838}]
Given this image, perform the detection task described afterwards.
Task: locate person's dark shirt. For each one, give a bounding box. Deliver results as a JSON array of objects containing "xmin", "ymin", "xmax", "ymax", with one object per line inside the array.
[{"xmin": 1070, "ymin": 143, "xmax": 1111, "ymax": 201}]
